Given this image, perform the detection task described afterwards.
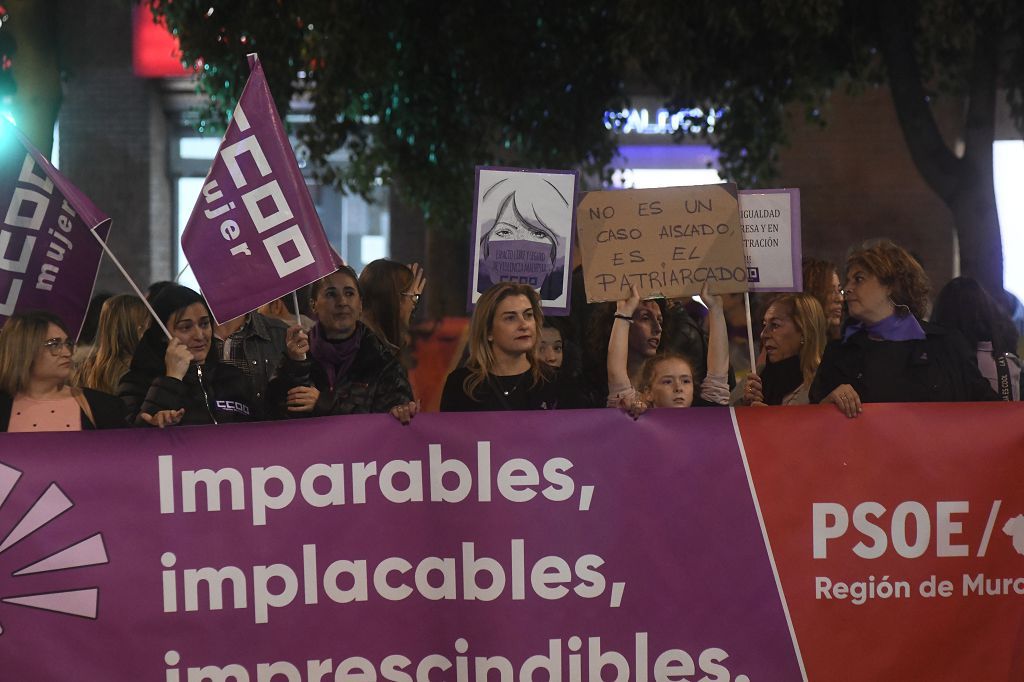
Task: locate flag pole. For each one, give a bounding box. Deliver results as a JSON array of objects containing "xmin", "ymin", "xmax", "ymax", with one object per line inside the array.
[
  {"xmin": 291, "ymin": 290, "xmax": 302, "ymax": 328},
  {"xmin": 743, "ymin": 292, "xmax": 756, "ymax": 374},
  {"xmin": 89, "ymin": 227, "xmax": 172, "ymax": 340}
]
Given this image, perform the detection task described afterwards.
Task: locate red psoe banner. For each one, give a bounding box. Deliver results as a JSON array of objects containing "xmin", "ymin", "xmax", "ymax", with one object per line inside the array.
[{"xmin": 738, "ymin": 403, "xmax": 1024, "ymax": 681}]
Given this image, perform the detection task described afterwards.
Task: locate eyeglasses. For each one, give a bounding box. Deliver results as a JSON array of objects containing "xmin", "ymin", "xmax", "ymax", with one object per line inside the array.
[
  {"xmin": 401, "ymin": 292, "xmax": 421, "ymax": 307},
  {"xmin": 42, "ymin": 338, "xmax": 76, "ymax": 356}
]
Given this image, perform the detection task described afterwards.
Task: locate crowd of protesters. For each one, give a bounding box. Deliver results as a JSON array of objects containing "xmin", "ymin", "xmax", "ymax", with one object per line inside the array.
[{"xmin": 0, "ymin": 238, "xmax": 1019, "ymax": 433}]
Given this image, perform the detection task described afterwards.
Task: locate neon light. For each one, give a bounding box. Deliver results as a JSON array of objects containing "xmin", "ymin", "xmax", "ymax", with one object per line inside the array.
[{"xmin": 603, "ymin": 107, "xmax": 721, "ymax": 135}]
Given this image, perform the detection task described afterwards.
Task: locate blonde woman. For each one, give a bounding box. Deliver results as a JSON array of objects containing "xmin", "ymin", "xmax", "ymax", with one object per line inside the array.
[
  {"xmin": 440, "ymin": 282, "xmax": 582, "ymax": 411},
  {"xmin": 739, "ymin": 293, "xmax": 827, "ymax": 406},
  {"xmin": 75, "ymin": 294, "xmax": 149, "ymax": 394},
  {"xmin": 0, "ymin": 311, "xmax": 127, "ymax": 432}
]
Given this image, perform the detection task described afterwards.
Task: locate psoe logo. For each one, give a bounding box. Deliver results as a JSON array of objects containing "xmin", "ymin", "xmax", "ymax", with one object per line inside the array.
[
  {"xmin": 1003, "ymin": 514, "xmax": 1024, "ymax": 556},
  {"xmin": 0, "ymin": 461, "xmax": 107, "ymax": 636}
]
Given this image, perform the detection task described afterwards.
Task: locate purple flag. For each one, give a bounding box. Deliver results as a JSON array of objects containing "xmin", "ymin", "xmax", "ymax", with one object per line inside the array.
[
  {"xmin": 181, "ymin": 55, "xmax": 341, "ymax": 323},
  {"xmin": 0, "ymin": 120, "xmax": 111, "ymax": 339}
]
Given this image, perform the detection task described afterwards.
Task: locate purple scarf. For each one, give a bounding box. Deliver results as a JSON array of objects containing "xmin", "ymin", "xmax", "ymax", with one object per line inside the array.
[
  {"xmin": 843, "ymin": 313, "xmax": 926, "ymax": 343},
  {"xmin": 309, "ymin": 322, "xmax": 365, "ymax": 390}
]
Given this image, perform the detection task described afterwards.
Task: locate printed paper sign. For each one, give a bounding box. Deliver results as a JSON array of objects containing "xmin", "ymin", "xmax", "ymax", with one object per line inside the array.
[
  {"xmin": 576, "ymin": 184, "xmax": 747, "ymax": 302},
  {"xmin": 738, "ymin": 189, "xmax": 802, "ymax": 292},
  {"xmin": 0, "ymin": 120, "xmax": 111, "ymax": 338},
  {"xmin": 181, "ymin": 56, "xmax": 340, "ymax": 323},
  {"xmin": 468, "ymin": 167, "xmax": 578, "ymax": 315}
]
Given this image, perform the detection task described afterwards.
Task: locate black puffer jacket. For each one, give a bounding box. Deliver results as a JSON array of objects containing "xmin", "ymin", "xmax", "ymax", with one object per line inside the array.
[
  {"xmin": 117, "ymin": 286, "xmax": 260, "ymax": 426},
  {"xmin": 268, "ymin": 324, "xmax": 413, "ymax": 417},
  {"xmin": 118, "ymin": 332, "xmax": 260, "ymax": 425}
]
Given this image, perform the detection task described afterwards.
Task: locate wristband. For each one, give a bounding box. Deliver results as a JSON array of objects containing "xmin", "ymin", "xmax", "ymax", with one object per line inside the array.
[{"xmin": 613, "ymin": 314, "xmax": 634, "ymax": 323}]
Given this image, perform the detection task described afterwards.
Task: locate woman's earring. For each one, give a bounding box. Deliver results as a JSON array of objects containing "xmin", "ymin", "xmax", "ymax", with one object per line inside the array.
[{"xmin": 887, "ymin": 297, "xmax": 911, "ymax": 317}]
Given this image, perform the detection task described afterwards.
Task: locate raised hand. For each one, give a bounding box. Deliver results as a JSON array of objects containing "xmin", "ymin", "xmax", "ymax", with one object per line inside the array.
[
  {"xmin": 285, "ymin": 324, "xmax": 309, "ymax": 361},
  {"xmin": 164, "ymin": 338, "xmax": 193, "ymax": 380}
]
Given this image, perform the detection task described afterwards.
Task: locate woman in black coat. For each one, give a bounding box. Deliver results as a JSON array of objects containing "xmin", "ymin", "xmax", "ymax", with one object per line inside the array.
[
  {"xmin": 118, "ymin": 285, "xmax": 259, "ymax": 426},
  {"xmin": 269, "ymin": 266, "xmax": 417, "ymax": 422},
  {"xmin": 809, "ymin": 240, "xmax": 996, "ymax": 416}
]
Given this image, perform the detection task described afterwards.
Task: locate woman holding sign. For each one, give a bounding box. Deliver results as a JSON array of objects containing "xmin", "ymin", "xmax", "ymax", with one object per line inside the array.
[
  {"xmin": 737, "ymin": 293, "xmax": 827, "ymax": 406},
  {"xmin": 0, "ymin": 311, "xmax": 128, "ymax": 432},
  {"xmin": 809, "ymin": 240, "xmax": 997, "ymax": 416},
  {"xmin": 605, "ymin": 285, "xmax": 730, "ymax": 413},
  {"xmin": 440, "ymin": 282, "xmax": 582, "ymax": 411}
]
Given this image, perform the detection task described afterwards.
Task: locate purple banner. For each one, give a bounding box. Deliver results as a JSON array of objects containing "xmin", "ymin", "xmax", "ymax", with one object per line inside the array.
[
  {"xmin": 0, "ymin": 120, "xmax": 111, "ymax": 338},
  {"xmin": 0, "ymin": 409, "xmax": 801, "ymax": 680},
  {"xmin": 181, "ymin": 56, "xmax": 340, "ymax": 323}
]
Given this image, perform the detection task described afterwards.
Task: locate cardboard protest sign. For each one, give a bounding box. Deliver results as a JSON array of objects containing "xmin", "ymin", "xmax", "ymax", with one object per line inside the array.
[
  {"xmin": 468, "ymin": 167, "xmax": 578, "ymax": 315},
  {"xmin": 738, "ymin": 188, "xmax": 802, "ymax": 292},
  {"xmin": 577, "ymin": 184, "xmax": 747, "ymax": 302},
  {"xmin": 181, "ymin": 55, "xmax": 341, "ymax": 323},
  {"xmin": 0, "ymin": 120, "xmax": 111, "ymax": 338}
]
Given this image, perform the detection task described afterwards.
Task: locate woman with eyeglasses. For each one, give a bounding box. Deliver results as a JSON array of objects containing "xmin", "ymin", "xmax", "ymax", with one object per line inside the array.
[
  {"xmin": 118, "ymin": 285, "xmax": 259, "ymax": 427},
  {"xmin": 358, "ymin": 259, "xmax": 426, "ymax": 356},
  {"xmin": 809, "ymin": 240, "xmax": 997, "ymax": 416},
  {"xmin": 0, "ymin": 311, "xmax": 128, "ymax": 432}
]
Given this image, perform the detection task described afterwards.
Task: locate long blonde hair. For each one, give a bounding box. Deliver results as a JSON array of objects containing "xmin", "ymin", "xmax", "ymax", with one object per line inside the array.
[
  {"xmin": 767, "ymin": 293, "xmax": 828, "ymax": 385},
  {"xmin": 463, "ymin": 283, "xmax": 549, "ymax": 399},
  {"xmin": 75, "ymin": 295, "xmax": 149, "ymax": 393}
]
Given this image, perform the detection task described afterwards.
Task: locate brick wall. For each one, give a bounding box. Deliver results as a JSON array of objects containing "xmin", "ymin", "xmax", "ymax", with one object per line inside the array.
[{"xmin": 57, "ymin": 0, "xmax": 171, "ymax": 296}]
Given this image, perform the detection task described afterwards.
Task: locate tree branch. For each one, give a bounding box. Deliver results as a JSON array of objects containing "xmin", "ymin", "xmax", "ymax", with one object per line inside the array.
[
  {"xmin": 875, "ymin": 0, "xmax": 961, "ymax": 200},
  {"xmin": 960, "ymin": 12, "xmax": 1000, "ymax": 176}
]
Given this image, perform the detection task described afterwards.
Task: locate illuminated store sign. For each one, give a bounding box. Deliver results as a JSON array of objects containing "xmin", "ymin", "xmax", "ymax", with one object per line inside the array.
[{"xmin": 604, "ymin": 107, "xmax": 721, "ymax": 135}]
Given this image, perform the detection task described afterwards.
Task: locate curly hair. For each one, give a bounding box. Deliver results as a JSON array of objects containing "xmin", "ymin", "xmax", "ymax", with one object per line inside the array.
[{"xmin": 846, "ymin": 239, "xmax": 931, "ymax": 319}]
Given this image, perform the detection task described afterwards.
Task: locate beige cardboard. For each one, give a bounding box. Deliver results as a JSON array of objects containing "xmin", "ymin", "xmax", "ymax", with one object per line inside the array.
[{"xmin": 577, "ymin": 184, "xmax": 748, "ymax": 302}]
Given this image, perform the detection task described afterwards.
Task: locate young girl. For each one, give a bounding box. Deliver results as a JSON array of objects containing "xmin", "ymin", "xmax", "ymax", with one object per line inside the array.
[{"xmin": 606, "ymin": 284, "xmax": 729, "ymax": 414}]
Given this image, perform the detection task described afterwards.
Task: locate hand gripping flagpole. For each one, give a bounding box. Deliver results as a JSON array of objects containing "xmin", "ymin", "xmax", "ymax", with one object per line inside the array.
[
  {"xmin": 89, "ymin": 228, "xmax": 172, "ymax": 340},
  {"xmin": 291, "ymin": 290, "xmax": 302, "ymax": 328}
]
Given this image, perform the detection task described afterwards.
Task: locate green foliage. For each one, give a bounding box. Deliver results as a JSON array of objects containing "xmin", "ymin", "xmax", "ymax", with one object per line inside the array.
[
  {"xmin": 148, "ymin": 1, "xmax": 629, "ymax": 236},
  {"xmin": 148, "ymin": 0, "xmax": 1024, "ymax": 234}
]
